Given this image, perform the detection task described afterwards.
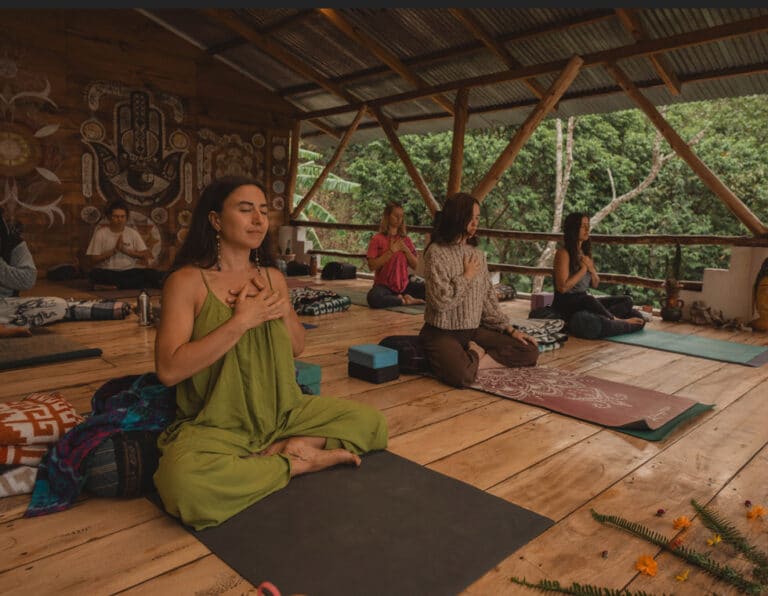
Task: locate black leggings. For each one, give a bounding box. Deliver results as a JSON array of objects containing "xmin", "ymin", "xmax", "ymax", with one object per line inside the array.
[{"xmin": 552, "ymin": 291, "xmax": 640, "ymax": 320}]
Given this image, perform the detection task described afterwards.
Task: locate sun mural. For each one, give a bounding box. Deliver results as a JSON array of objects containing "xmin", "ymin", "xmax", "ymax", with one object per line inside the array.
[{"xmin": 0, "ymin": 53, "xmax": 64, "ymax": 226}]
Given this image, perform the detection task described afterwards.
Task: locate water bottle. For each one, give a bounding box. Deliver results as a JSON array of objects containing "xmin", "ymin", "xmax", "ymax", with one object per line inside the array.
[
  {"xmin": 309, "ymin": 254, "xmax": 318, "ymax": 276},
  {"xmin": 137, "ymin": 289, "xmax": 150, "ymax": 326}
]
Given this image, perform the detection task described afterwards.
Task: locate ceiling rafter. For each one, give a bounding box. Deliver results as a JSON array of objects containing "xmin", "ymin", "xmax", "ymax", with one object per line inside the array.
[
  {"xmin": 615, "ymin": 8, "xmax": 682, "ymax": 96},
  {"xmin": 278, "ymin": 10, "xmax": 615, "ymax": 98},
  {"xmin": 316, "ymin": 8, "xmax": 454, "ymax": 115},
  {"xmin": 449, "ymin": 8, "xmax": 547, "ymax": 100},
  {"xmin": 300, "ymin": 60, "xmax": 768, "ymax": 140},
  {"xmin": 298, "ymin": 14, "xmax": 768, "ymax": 122}
]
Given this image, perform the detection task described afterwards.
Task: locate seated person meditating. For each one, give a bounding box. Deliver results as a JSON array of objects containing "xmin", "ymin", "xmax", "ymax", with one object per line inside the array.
[
  {"xmin": 0, "ymin": 208, "xmax": 67, "ymax": 337},
  {"xmin": 366, "ymin": 202, "xmax": 425, "ymax": 308},
  {"xmin": 552, "ymin": 212, "xmax": 645, "ymax": 338},
  {"xmin": 419, "ymin": 192, "xmax": 539, "ymax": 388},
  {"xmin": 153, "ymin": 176, "xmax": 388, "ymax": 530},
  {"xmin": 86, "ymin": 199, "xmax": 165, "ymax": 290}
]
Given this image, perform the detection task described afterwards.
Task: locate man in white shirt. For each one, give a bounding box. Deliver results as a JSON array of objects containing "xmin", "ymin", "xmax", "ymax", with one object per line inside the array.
[{"xmin": 86, "ymin": 200, "xmax": 165, "ymax": 289}]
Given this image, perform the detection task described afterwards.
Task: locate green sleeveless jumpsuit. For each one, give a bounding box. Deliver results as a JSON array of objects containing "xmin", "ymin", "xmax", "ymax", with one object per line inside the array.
[{"xmin": 154, "ymin": 270, "xmax": 388, "ymax": 529}]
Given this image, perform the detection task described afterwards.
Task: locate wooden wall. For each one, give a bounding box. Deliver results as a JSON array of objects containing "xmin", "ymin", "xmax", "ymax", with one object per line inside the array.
[{"xmin": 1, "ymin": 9, "xmax": 295, "ymax": 274}]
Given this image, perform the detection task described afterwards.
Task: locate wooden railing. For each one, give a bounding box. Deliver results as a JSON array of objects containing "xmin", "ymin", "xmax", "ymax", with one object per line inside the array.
[{"xmin": 293, "ymin": 219, "xmax": 768, "ymax": 292}]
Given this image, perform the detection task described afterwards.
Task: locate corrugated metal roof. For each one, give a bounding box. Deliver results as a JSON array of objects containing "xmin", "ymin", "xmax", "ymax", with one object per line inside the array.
[{"xmin": 140, "ymin": 7, "xmax": 768, "ymax": 149}]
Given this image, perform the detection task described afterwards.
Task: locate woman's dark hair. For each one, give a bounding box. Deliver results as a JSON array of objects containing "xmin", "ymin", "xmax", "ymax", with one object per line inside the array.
[
  {"xmin": 427, "ymin": 192, "xmax": 479, "ymax": 250},
  {"xmin": 754, "ymin": 257, "xmax": 768, "ymax": 309},
  {"xmin": 562, "ymin": 212, "xmax": 591, "ymax": 274},
  {"xmin": 171, "ymin": 176, "xmax": 275, "ymax": 272}
]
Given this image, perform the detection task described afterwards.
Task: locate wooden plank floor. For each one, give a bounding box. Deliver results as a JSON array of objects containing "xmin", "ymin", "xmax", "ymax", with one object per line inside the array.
[{"xmin": 1, "ymin": 277, "xmax": 766, "ymax": 595}]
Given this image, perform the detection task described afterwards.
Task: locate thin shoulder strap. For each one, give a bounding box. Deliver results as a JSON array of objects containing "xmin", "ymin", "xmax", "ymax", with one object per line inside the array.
[
  {"xmin": 265, "ymin": 267, "xmax": 274, "ymax": 290},
  {"xmin": 199, "ymin": 268, "xmax": 212, "ymax": 291}
]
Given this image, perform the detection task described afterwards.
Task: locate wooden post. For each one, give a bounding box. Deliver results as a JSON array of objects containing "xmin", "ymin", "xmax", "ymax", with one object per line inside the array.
[
  {"xmin": 447, "ymin": 88, "xmax": 469, "ymax": 197},
  {"xmin": 605, "ymin": 61, "xmax": 768, "ymax": 236},
  {"xmin": 285, "ymin": 120, "xmax": 301, "ymax": 220},
  {"xmin": 370, "ymin": 106, "xmax": 440, "ymax": 216},
  {"xmin": 290, "ymin": 106, "xmax": 366, "ymax": 220},
  {"xmin": 472, "ymin": 55, "xmax": 583, "ymax": 202}
]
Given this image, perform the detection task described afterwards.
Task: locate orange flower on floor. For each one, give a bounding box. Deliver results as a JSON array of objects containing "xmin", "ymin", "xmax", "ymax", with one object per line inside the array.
[
  {"xmin": 673, "ymin": 516, "xmax": 692, "ymax": 530},
  {"xmin": 635, "ymin": 554, "xmax": 658, "ymax": 577},
  {"xmin": 706, "ymin": 533, "xmax": 722, "ymax": 546},
  {"xmin": 675, "ymin": 569, "xmax": 690, "ymax": 582},
  {"xmin": 747, "ymin": 505, "xmax": 766, "ymax": 520},
  {"xmin": 668, "ymin": 536, "xmax": 684, "ymax": 550}
]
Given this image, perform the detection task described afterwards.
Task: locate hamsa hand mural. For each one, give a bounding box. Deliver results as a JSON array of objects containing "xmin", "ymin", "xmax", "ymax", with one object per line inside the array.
[{"xmin": 81, "ymin": 83, "xmax": 189, "ymax": 208}]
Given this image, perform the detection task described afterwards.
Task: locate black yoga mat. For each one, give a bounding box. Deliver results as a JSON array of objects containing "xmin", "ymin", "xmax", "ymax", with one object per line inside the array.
[
  {"xmin": 165, "ymin": 450, "xmax": 553, "ymax": 596},
  {"xmin": 0, "ymin": 332, "xmax": 102, "ymax": 370}
]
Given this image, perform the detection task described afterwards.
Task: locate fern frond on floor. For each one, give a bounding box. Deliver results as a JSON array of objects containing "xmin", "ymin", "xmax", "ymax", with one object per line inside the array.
[{"xmin": 509, "ymin": 576, "xmax": 666, "ymax": 596}]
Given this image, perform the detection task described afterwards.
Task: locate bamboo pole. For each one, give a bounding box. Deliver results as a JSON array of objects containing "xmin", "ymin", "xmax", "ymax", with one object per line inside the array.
[
  {"xmin": 605, "ymin": 62, "xmax": 768, "ymax": 236},
  {"xmin": 290, "ymin": 220, "xmax": 768, "ymax": 246},
  {"xmin": 447, "ymin": 88, "xmax": 469, "ymax": 197},
  {"xmin": 472, "ymin": 55, "xmax": 583, "ymax": 202},
  {"xmin": 285, "ymin": 120, "xmax": 301, "ymax": 221},
  {"xmin": 290, "ymin": 107, "xmax": 366, "ymax": 220},
  {"xmin": 370, "ymin": 106, "xmax": 440, "ymax": 216}
]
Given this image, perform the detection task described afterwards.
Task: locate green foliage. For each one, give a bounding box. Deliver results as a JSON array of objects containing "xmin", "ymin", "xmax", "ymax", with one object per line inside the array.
[
  {"xmin": 305, "ymin": 94, "xmax": 768, "ymax": 297},
  {"xmin": 691, "ymin": 499, "xmax": 768, "ymax": 574},
  {"xmin": 591, "ymin": 509, "xmax": 764, "ymax": 594},
  {"xmin": 510, "ymin": 577, "xmax": 665, "ymax": 596}
]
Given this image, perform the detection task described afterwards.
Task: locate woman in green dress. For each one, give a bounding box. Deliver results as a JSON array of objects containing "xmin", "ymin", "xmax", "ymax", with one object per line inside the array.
[{"xmin": 154, "ymin": 176, "xmax": 388, "ymax": 530}]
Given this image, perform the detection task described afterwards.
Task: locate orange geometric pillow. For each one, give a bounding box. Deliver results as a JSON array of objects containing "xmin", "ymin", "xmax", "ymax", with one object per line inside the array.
[{"xmin": 0, "ymin": 392, "xmax": 83, "ymax": 448}]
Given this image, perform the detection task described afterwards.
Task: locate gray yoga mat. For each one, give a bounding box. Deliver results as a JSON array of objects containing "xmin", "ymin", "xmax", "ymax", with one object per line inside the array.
[
  {"xmin": 342, "ymin": 288, "xmax": 425, "ymax": 315},
  {"xmin": 0, "ymin": 332, "xmax": 102, "ymax": 370},
  {"xmin": 158, "ymin": 450, "xmax": 553, "ymax": 596}
]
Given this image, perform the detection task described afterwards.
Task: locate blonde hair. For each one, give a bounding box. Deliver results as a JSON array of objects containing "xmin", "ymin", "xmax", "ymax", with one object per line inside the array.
[{"xmin": 378, "ymin": 202, "xmax": 406, "ymax": 236}]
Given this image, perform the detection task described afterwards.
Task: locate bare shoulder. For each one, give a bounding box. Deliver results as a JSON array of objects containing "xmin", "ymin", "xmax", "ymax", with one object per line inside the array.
[
  {"xmin": 265, "ymin": 266, "xmax": 288, "ymax": 291},
  {"xmin": 162, "ymin": 266, "xmax": 206, "ymax": 302}
]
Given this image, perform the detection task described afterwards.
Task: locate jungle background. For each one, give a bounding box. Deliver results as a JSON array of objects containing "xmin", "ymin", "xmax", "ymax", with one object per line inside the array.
[{"xmin": 296, "ymin": 95, "xmax": 768, "ymax": 307}]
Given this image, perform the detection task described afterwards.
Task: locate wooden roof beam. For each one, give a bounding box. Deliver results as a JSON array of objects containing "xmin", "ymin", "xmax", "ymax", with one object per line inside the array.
[
  {"xmin": 291, "ymin": 107, "xmax": 366, "ymax": 220},
  {"xmin": 473, "ymin": 55, "xmax": 583, "ymax": 202},
  {"xmin": 606, "ymin": 62, "xmax": 767, "ymax": 236},
  {"xmin": 201, "ymin": 9, "xmax": 359, "ymax": 104},
  {"xmin": 447, "ymin": 88, "xmax": 469, "ymax": 197},
  {"xmin": 370, "ymin": 106, "xmax": 440, "ymax": 216},
  {"xmin": 615, "ymin": 8, "xmax": 681, "ymax": 96},
  {"xmin": 280, "ymin": 10, "xmax": 614, "ymax": 98},
  {"xmin": 449, "ymin": 8, "xmax": 548, "ymax": 100},
  {"xmin": 285, "ymin": 120, "xmax": 301, "ymax": 220},
  {"xmin": 316, "ymin": 8, "xmax": 454, "ymax": 116},
  {"xmin": 299, "ymin": 14, "xmax": 768, "ymax": 121},
  {"xmin": 301, "ymin": 60, "xmax": 768, "ymax": 141}
]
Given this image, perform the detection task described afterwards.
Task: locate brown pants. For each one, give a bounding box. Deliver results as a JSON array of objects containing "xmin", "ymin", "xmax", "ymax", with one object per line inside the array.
[{"xmin": 419, "ymin": 323, "xmax": 539, "ymax": 388}]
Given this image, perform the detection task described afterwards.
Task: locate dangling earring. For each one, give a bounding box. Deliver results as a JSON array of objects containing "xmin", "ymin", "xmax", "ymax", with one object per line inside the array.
[{"xmin": 216, "ymin": 232, "xmax": 222, "ymax": 271}]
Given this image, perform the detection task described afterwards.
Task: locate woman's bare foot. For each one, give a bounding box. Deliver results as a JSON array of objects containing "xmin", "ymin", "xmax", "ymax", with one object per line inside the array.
[
  {"xmin": 477, "ymin": 352, "xmax": 506, "ymax": 370},
  {"xmin": 283, "ymin": 437, "xmax": 361, "ymax": 476},
  {"xmin": 259, "ymin": 436, "xmax": 325, "ymax": 456},
  {"xmin": 402, "ymin": 294, "xmax": 425, "ymax": 305},
  {"xmin": 467, "ymin": 340, "xmax": 486, "ymax": 360}
]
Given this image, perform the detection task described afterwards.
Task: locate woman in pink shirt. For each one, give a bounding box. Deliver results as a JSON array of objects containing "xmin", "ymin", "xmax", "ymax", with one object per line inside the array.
[{"xmin": 366, "ymin": 203, "xmax": 425, "ymax": 308}]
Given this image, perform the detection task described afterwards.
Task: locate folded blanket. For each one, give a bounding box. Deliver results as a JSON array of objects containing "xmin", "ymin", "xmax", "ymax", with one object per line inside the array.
[
  {"xmin": 0, "ymin": 465, "xmax": 37, "ymax": 497},
  {"xmin": 0, "ymin": 392, "xmax": 84, "ymax": 466},
  {"xmin": 65, "ymin": 299, "xmax": 132, "ymax": 321},
  {"xmin": 25, "ymin": 373, "xmax": 175, "ymax": 517},
  {"xmin": 509, "ymin": 317, "xmax": 568, "ymax": 351},
  {"xmin": 290, "ymin": 287, "xmax": 352, "ymax": 316}
]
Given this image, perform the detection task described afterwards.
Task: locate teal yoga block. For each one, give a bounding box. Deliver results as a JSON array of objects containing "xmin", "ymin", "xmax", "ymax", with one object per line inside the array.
[
  {"xmin": 295, "ymin": 360, "xmax": 322, "ymax": 388},
  {"xmin": 348, "ymin": 344, "xmax": 398, "ymax": 369}
]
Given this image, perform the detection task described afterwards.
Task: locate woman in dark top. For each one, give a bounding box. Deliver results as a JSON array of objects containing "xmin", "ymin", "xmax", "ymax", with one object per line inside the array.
[{"xmin": 552, "ymin": 212, "xmax": 645, "ymax": 338}]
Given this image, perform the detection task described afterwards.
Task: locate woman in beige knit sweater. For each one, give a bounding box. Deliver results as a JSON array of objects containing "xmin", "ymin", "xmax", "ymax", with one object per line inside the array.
[{"xmin": 419, "ymin": 193, "xmax": 539, "ymax": 387}]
